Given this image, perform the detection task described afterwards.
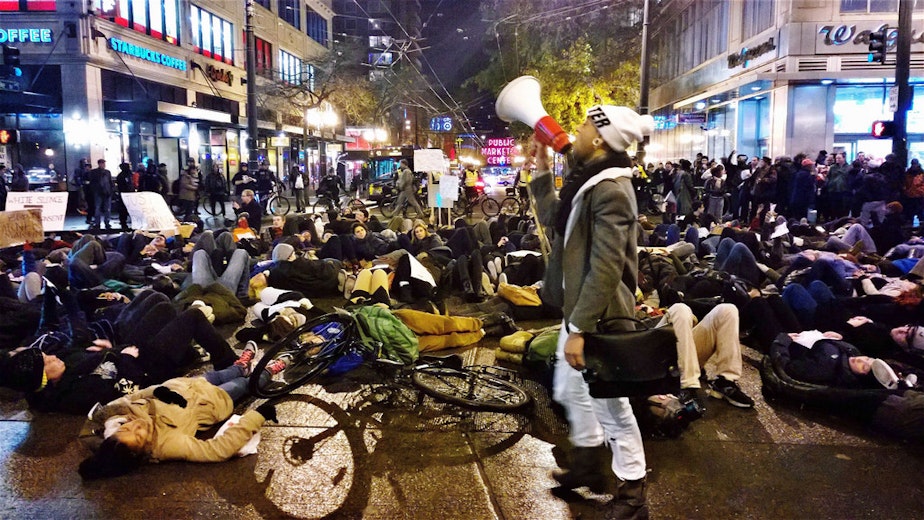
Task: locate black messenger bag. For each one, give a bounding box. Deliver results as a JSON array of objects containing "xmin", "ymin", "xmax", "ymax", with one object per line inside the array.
[{"xmin": 581, "ymin": 317, "xmax": 680, "ymax": 398}]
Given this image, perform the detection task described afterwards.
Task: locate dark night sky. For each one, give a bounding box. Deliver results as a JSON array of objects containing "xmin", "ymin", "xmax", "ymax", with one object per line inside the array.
[{"xmin": 419, "ymin": 0, "xmax": 507, "ymax": 135}]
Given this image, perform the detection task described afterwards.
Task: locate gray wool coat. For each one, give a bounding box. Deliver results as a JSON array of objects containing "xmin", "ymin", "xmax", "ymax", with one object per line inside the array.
[{"xmin": 531, "ymin": 166, "xmax": 639, "ymax": 333}]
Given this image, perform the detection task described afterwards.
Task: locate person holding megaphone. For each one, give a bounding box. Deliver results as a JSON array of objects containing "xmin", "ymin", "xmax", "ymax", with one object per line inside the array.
[{"xmin": 527, "ymin": 102, "xmax": 654, "ymax": 518}]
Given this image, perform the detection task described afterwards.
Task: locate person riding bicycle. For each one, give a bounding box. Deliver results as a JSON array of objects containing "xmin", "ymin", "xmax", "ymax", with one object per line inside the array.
[
  {"xmin": 395, "ymin": 159, "xmax": 425, "ymax": 217},
  {"xmin": 317, "ymin": 168, "xmax": 346, "ymax": 203},
  {"xmin": 254, "ymin": 162, "xmax": 276, "ymax": 203},
  {"xmin": 464, "ymin": 167, "xmax": 481, "ymax": 201}
]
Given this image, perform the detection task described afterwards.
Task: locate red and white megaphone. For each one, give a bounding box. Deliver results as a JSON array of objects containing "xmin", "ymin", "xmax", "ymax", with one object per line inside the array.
[{"xmin": 495, "ymin": 75, "xmax": 572, "ymax": 154}]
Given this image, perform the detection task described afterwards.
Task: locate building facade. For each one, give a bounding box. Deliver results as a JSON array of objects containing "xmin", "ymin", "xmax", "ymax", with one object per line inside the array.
[
  {"xmin": 649, "ymin": 0, "xmax": 924, "ymax": 165},
  {"xmin": 0, "ymin": 0, "xmax": 333, "ymax": 190}
]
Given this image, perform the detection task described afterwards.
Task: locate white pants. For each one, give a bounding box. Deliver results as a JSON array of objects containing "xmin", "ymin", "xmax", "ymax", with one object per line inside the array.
[
  {"xmin": 552, "ymin": 322, "xmax": 647, "ymax": 481},
  {"xmin": 660, "ymin": 303, "xmax": 742, "ymax": 389}
]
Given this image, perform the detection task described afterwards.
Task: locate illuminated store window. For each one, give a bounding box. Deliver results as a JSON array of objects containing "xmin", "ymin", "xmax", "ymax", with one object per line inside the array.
[
  {"xmin": 279, "ymin": 50, "xmax": 314, "ymax": 90},
  {"xmin": 94, "ymin": 0, "xmax": 180, "ymax": 45},
  {"xmin": 191, "ymin": 5, "xmax": 234, "ymax": 64},
  {"xmin": 0, "ymin": 0, "xmax": 56, "ymax": 11}
]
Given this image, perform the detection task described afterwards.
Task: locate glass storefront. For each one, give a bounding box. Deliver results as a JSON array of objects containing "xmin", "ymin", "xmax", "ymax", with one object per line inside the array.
[{"xmin": 833, "ymin": 83, "xmax": 924, "ymax": 162}]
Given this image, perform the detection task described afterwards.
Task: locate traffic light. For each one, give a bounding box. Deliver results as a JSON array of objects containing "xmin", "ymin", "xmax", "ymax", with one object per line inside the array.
[
  {"xmin": 2, "ymin": 45, "xmax": 19, "ymax": 66},
  {"xmin": 868, "ymin": 27, "xmax": 888, "ymax": 64},
  {"xmin": 871, "ymin": 120, "xmax": 895, "ymax": 139},
  {"xmin": 0, "ymin": 129, "xmax": 17, "ymax": 145},
  {"xmin": 0, "ymin": 45, "xmax": 21, "ymax": 78}
]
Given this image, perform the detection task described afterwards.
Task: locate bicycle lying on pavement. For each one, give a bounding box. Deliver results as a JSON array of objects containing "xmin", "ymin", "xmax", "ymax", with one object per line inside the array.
[{"xmin": 248, "ymin": 309, "xmax": 531, "ymax": 412}]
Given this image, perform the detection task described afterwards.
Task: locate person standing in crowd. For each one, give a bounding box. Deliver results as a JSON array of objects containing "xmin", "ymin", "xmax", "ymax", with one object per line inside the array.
[
  {"xmin": 790, "ymin": 158, "xmax": 817, "ymax": 222},
  {"xmin": 394, "ymin": 159, "xmax": 424, "ymax": 217},
  {"xmin": 749, "ymin": 157, "xmax": 776, "ymax": 223},
  {"xmin": 703, "ymin": 164, "xmax": 726, "ymax": 224},
  {"xmin": 49, "ymin": 164, "xmax": 66, "ymax": 192},
  {"xmin": 531, "ymin": 105, "xmax": 653, "ymax": 518},
  {"xmin": 290, "ymin": 166, "xmax": 306, "ymax": 213},
  {"xmin": 68, "ymin": 158, "xmax": 89, "ymax": 216},
  {"xmin": 231, "ymin": 162, "xmax": 256, "ymax": 197},
  {"xmin": 10, "ymin": 164, "xmax": 29, "ymax": 192},
  {"xmin": 672, "ymin": 158, "xmax": 695, "ymax": 220},
  {"xmin": 178, "ymin": 164, "xmax": 200, "ymax": 221},
  {"xmin": 89, "ymin": 159, "xmax": 114, "ymax": 229},
  {"xmin": 0, "ymin": 164, "xmax": 8, "ymax": 211},
  {"xmin": 825, "ymin": 153, "xmax": 851, "ymax": 220},
  {"xmin": 139, "ymin": 161, "xmax": 168, "ymax": 195},
  {"xmin": 115, "ymin": 162, "xmax": 135, "ymax": 230},
  {"xmin": 204, "ymin": 165, "xmax": 229, "ymax": 217}
]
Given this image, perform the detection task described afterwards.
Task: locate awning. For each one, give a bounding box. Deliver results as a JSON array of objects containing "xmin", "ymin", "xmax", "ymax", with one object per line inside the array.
[
  {"xmin": 104, "ymin": 99, "xmax": 235, "ymax": 125},
  {"xmin": 0, "ymin": 90, "xmax": 60, "ymax": 112}
]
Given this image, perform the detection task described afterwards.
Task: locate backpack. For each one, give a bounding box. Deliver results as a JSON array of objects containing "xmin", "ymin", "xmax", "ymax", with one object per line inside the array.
[{"xmin": 353, "ymin": 305, "xmax": 419, "ymax": 364}]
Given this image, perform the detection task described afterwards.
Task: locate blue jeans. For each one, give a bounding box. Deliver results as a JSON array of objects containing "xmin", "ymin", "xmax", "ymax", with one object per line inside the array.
[
  {"xmin": 715, "ymin": 238, "xmax": 761, "ymax": 286},
  {"xmin": 191, "ymin": 248, "xmax": 250, "ymax": 297},
  {"xmin": 204, "ymin": 364, "xmax": 271, "ymax": 403}
]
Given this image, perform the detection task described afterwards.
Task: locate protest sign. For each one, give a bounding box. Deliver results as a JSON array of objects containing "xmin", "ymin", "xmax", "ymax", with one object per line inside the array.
[
  {"xmin": 121, "ymin": 192, "xmax": 178, "ymax": 235},
  {"xmin": 5, "ymin": 192, "xmax": 68, "ymax": 232},
  {"xmin": 0, "ymin": 209, "xmax": 44, "ymax": 248}
]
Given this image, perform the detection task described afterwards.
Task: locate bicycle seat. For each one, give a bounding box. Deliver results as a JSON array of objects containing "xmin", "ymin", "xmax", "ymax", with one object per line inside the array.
[{"xmin": 418, "ymin": 354, "xmax": 464, "ymax": 370}]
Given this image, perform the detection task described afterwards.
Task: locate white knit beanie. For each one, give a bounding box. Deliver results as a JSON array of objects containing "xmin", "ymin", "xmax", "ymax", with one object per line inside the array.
[{"xmin": 586, "ymin": 105, "xmax": 655, "ymax": 152}]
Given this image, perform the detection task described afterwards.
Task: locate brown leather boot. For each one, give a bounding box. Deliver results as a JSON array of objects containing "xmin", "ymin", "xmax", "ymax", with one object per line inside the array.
[{"xmin": 606, "ymin": 477, "xmax": 649, "ymax": 520}]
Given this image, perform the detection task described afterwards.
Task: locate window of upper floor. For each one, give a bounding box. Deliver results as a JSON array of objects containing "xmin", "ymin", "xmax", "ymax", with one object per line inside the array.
[
  {"xmin": 93, "ymin": 0, "xmax": 180, "ymax": 45},
  {"xmin": 191, "ymin": 5, "xmax": 233, "ymax": 64},
  {"xmin": 279, "ymin": 0, "xmax": 301, "ymax": 30}
]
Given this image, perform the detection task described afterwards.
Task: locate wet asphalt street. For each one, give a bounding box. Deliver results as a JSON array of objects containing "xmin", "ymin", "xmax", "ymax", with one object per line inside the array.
[{"xmin": 1, "ymin": 205, "xmax": 923, "ymax": 519}]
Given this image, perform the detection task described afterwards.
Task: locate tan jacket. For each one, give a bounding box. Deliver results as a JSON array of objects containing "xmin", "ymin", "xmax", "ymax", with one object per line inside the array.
[{"xmin": 90, "ymin": 377, "xmax": 265, "ymax": 463}]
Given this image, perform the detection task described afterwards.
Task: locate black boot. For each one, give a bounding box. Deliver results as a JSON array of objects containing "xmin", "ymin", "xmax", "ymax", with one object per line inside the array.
[
  {"xmin": 552, "ymin": 446, "xmax": 606, "ymax": 493},
  {"xmin": 605, "ymin": 477, "xmax": 649, "ymax": 520}
]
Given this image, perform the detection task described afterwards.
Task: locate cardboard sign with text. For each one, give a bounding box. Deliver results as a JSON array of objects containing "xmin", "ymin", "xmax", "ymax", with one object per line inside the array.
[
  {"xmin": 121, "ymin": 192, "xmax": 178, "ymax": 235},
  {"xmin": 0, "ymin": 209, "xmax": 44, "ymax": 248},
  {"xmin": 5, "ymin": 192, "xmax": 69, "ymax": 232}
]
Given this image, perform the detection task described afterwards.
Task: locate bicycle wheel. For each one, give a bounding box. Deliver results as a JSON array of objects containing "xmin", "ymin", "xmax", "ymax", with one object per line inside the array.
[
  {"xmin": 268, "ymin": 194, "xmax": 291, "ymax": 216},
  {"xmin": 379, "ymin": 196, "xmax": 398, "ymax": 218},
  {"xmin": 481, "ymin": 197, "xmax": 501, "ymax": 217},
  {"xmin": 312, "ymin": 196, "xmax": 336, "ymax": 215},
  {"xmin": 412, "ymin": 366, "xmax": 532, "ymax": 412},
  {"xmin": 500, "ymin": 197, "xmax": 520, "ymax": 216},
  {"xmin": 346, "ymin": 198, "xmax": 366, "ymax": 213},
  {"xmin": 451, "ymin": 197, "xmax": 467, "ymax": 217},
  {"xmin": 249, "ymin": 313, "xmax": 358, "ymax": 398},
  {"xmin": 200, "ymin": 194, "xmax": 218, "ymax": 216}
]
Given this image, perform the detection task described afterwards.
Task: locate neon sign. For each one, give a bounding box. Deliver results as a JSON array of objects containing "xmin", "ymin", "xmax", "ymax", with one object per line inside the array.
[
  {"xmin": 109, "ymin": 37, "xmax": 186, "ymax": 71},
  {"xmin": 0, "ymin": 28, "xmax": 52, "ymax": 43},
  {"xmin": 482, "ymin": 137, "xmax": 517, "ymax": 166}
]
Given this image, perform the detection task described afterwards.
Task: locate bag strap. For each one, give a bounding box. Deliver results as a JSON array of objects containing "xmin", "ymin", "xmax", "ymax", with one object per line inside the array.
[{"xmin": 590, "ymin": 179, "xmax": 638, "ymax": 295}]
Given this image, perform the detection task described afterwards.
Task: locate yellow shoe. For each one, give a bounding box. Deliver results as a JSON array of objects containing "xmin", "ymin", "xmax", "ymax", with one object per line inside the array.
[{"xmin": 499, "ymin": 330, "xmax": 533, "ymax": 353}]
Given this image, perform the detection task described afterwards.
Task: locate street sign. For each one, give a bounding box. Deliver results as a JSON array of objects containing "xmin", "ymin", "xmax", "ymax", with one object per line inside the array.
[{"xmin": 889, "ymin": 86, "xmax": 899, "ymax": 112}]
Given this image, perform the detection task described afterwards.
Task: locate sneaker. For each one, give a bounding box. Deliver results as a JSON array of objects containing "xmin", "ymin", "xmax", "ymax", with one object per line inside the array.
[
  {"xmin": 486, "ymin": 260, "xmax": 498, "ymax": 284},
  {"xmin": 265, "ymin": 354, "xmax": 291, "ymax": 375},
  {"xmin": 234, "ymin": 341, "xmax": 258, "ymax": 376},
  {"xmin": 675, "ymin": 388, "xmax": 705, "ymax": 422},
  {"xmin": 343, "ymin": 273, "xmax": 357, "ymax": 300},
  {"xmin": 871, "ymin": 358, "xmax": 899, "ymax": 389},
  {"xmin": 707, "ymin": 376, "xmax": 755, "ymax": 408}
]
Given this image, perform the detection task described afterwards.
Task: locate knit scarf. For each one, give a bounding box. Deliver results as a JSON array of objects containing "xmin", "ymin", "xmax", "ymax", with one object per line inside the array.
[{"xmin": 555, "ymin": 151, "xmax": 633, "ymax": 235}]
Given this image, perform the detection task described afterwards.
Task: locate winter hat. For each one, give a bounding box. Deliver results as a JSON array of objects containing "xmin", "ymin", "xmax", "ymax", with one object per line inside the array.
[
  {"xmin": 887, "ymin": 201, "xmax": 903, "ymax": 214},
  {"xmin": 801, "ymin": 158, "xmax": 814, "ymax": 167},
  {"xmin": 586, "ymin": 105, "xmax": 655, "ymax": 152},
  {"xmin": 0, "ymin": 348, "xmax": 46, "ymax": 393},
  {"xmin": 272, "ymin": 243, "xmax": 295, "ymax": 262}
]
